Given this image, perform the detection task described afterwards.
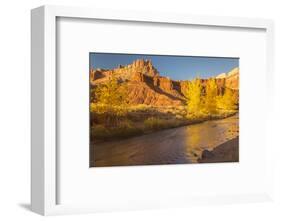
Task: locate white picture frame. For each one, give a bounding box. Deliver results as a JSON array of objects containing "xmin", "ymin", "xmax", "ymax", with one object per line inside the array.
[{"xmin": 31, "ymin": 5, "xmax": 274, "ymax": 215}]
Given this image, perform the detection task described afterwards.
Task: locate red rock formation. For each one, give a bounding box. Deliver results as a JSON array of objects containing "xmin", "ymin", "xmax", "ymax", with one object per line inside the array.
[
  {"xmin": 90, "ymin": 69, "xmax": 104, "ymax": 80},
  {"xmin": 131, "ymin": 72, "xmax": 145, "ymax": 82},
  {"xmin": 90, "ymin": 59, "xmax": 239, "ymax": 106},
  {"xmin": 90, "ymin": 59, "xmax": 160, "ymax": 85},
  {"xmin": 216, "ymin": 67, "xmax": 239, "ymax": 90},
  {"xmin": 126, "ymin": 81, "xmax": 182, "ymax": 106},
  {"xmin": 158, "ymin": 77, "xmax": 173, "ymax": 91},
  {"xmin": 131, "ymin": 59, "xmax": 159, "ymax": 77}
]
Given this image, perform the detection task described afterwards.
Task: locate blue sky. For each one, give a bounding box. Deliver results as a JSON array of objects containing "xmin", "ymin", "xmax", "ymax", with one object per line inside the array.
[{"xmin": 90, "ymin": 53, "xmax": 239, "ymax": 80}]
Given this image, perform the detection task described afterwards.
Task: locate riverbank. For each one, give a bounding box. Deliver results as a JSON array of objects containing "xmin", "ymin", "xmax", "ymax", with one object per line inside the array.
[
  {"xmin": 198, "ymin": 137, "xmax": 239, "ymax": 163},
  {"xmin": 91, "ymin": 114, "xmax": 239, "ymax": 167},
  {"xmin": 91, "ymin": 107, "xmax": 238, "ymax": 143}
]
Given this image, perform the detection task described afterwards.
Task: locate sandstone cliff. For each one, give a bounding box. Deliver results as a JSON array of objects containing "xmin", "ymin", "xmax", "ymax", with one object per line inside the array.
[
  {"xmin": 216, "ymin": 67, "xmax": 239, "ymax": 90},
  {"xmin": 90, "ymin": 59, "xmax": 239, "ymax": 106}
]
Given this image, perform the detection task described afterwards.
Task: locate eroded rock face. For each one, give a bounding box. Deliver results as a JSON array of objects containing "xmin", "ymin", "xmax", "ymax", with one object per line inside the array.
[
  {"xmin": 225, "ymin": 68, "xmax": 239, "ymax": 90},
  {"xmin": 131, "ymin": 72, "xmax": 145, "ymax": 82},
  {"xmin": 90, "ymin": 59, "xmax": 160, "ymax": 84},
  {"xmin": 129, "ymin": 72, "xmax": 184, "ymax": 106},
  {"xmin": 131, "ymin": 59, "xmax": 159, "ymax": 77},
  {"xmin": 126, "ymin": 81, "xmax": 183, "ymax": 106},
  {"xmin": 90, "ymin": 60, "xmax": 239, "ymax": 106},
  {"xmin": 158, "ymin": 77, "xmax": 173, "ymax": 92},
  {"xmin": 90, "ymin": 69, "xmax": 105, "ymax": 81},
  {"xmin": 179, "ymin": 81, "xmax": 188, "ymax": 95},
  {"xmin": 217, "ymin": 67, "xmax": 239, "ymax": 90}
]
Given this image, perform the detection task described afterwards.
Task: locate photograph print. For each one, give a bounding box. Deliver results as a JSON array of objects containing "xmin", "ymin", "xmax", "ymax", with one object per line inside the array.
[{"xmin": 90, "ymin": 53, "xmax": 239, "ymax": 167}]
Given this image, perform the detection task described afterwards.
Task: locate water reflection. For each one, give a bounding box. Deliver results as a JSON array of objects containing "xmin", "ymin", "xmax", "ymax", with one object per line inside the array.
[
  {"xmin": 183, "ymin": 115, "xmax": 239, "ymax": 162},
  {"xmin": 91, "ymin": 114, "xmax": 239, "ymax": 166}
]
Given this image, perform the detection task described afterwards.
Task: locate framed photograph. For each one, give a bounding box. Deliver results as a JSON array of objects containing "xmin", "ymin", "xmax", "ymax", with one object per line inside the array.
[
  {"xmin": 31, "ymin": 5, "xmax": 274, "ymax": 215},
  {"xmin": 89, "ymin": 53, "xmax": 240, "ymax": 167}
]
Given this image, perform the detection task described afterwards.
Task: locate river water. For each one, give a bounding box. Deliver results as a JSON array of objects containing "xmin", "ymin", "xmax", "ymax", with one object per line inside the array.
[{"xmin": 91, "ymin": 114, "xmax": 239, "ymax": 167}]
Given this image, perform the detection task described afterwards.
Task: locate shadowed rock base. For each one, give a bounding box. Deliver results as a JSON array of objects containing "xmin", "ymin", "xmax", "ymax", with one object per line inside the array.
[{"xmin": 198, "ymin": 137, "xmax": 239, "ymax": 163}]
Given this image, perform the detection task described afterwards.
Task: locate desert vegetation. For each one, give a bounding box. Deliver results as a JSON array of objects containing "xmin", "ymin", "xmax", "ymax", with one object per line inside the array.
[
  {"xmin": 90, "ymin": 56, "xmax": 239, "ymax": 166},
  {"xmin": 90, "ymin": 73, "xmax": 238, "ymax": 142}
]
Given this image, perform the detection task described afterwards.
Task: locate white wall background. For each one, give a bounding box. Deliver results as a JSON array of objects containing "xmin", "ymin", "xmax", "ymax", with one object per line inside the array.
[{"xmin": 0, "ymin": 0, "xmax": 280, "ymax": 220}]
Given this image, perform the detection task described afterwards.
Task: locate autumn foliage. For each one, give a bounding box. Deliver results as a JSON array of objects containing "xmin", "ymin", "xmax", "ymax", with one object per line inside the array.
[
  {"xmin": 91, "ymin": 74, "xmax": 238, "ymax": 140},
  {"xmin": 182, "ymin": 78, "xmax": 238, "ymax": 118},
  {"xmin": 91, "ymin": 75, "xmax": 128, "ymax": 126}
]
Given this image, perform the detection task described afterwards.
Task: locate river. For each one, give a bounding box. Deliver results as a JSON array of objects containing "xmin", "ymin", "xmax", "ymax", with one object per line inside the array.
[{"xmin": 90, "ymin": 114, "xmax": 239, "ymax": 167}]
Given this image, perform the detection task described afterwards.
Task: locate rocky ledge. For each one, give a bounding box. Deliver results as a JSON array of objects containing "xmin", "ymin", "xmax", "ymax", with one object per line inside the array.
[{"xmin": 198, "ymin": 137, "xmax": 239, "ymax": 163}]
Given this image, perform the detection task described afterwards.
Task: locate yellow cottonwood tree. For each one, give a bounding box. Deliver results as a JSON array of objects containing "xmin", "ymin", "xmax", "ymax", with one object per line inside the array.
[
  {"xmin": 217, "ymin": 88, "xmax": 237, "ymax": 110},
  {"xmin": 183, "ymin": 78, "xmax": 203, "ymax": 116},
  {"xmin": 95, "ymin": 76, "xmax": 123, "ymax": 106},
  {"xmin": 93, "ymin": 75, "xmax": 128, "ymax": 125},
  {"xmin": 204, "ymin": 78, "xmax": 218, "ymax": 114}
]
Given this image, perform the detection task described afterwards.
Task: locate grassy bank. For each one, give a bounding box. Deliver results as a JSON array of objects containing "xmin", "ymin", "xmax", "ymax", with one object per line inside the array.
[{"xmin": 91, "ymin": 104, "xmax": 238, "ymax": 143}]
